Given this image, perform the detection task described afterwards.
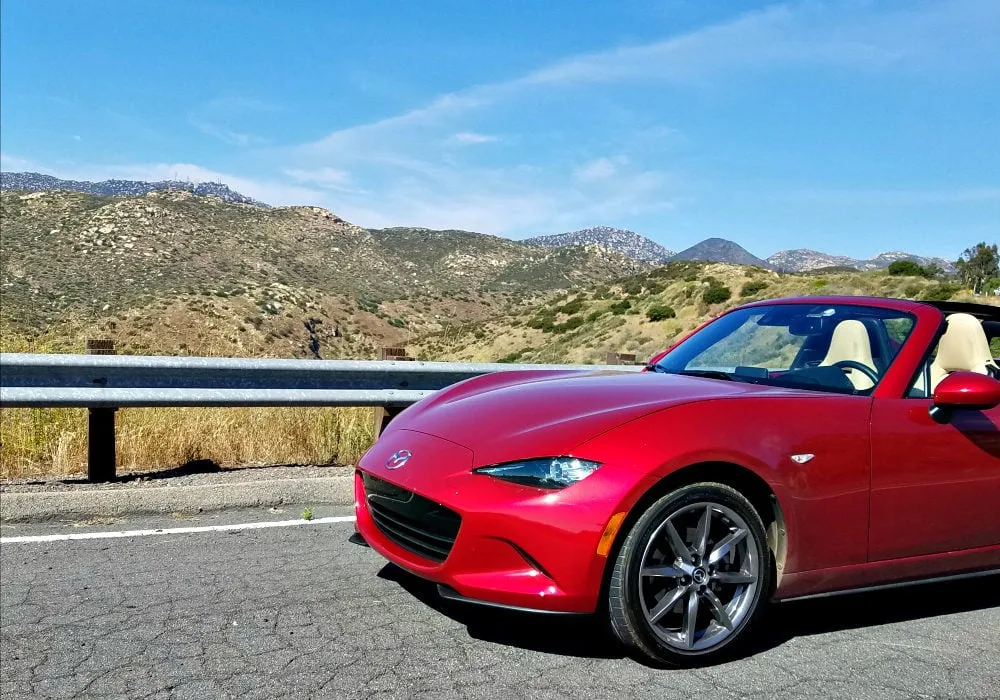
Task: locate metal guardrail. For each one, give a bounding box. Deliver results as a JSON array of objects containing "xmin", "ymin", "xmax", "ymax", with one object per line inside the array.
[{"xmin": 0, "ymin": 352, "xmax": 643, "ymax": 481}]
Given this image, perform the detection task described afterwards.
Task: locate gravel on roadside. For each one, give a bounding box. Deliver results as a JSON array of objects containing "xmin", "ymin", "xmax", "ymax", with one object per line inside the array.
[
  {"xmin": 1, "ymin": 463, "xmax": 354, "ymax": 493},
  {"xmin": 0, "ymin": 463, "xmax": 357, "ymax": 523}
]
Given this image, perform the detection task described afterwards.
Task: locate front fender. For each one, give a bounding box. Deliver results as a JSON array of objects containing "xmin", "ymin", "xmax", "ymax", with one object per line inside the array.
[{"xmin": 572, "ymin": 395, "xmax": 873, "ymax": 575}]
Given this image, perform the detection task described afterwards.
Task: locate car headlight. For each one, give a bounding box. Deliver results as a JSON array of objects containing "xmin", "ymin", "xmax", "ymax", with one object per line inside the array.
[{"xmin": 473, "ymin": 457, "xmax": 602, "ymax": 489}]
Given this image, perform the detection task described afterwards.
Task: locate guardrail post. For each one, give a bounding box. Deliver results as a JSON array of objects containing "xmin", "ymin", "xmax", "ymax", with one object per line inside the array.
[
  {"xmin": 85, "ymin": 339, "xmax": 117, "ymax": 482},
  {"xmin": 87, "ymin": 408, "xmax": 117, "ymax": 482},
  {"xmin": 380, "ymin": 347, "xmax": 414, "ymax": 361},
  {"xmin": 373, "ymin": 406, "xmax": 405, "ymax": 437},
  {"xmin": 606, "ymin": 352, "xmax": 638, "ymax": 365},
  {"xmin": 373, "ymin": 348, "xmax": 413, "ymax": 437}
]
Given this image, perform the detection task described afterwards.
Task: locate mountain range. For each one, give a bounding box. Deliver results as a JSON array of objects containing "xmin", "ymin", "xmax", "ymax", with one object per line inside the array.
[
  {"xmin": 765, "ymin": 249, "xmax": 956, "ymax": 274},
  {"xmin": 0, "ymin": 171, "xmax": 265, "ymax": 206},
  {"xmin": 533, "ymin": 230, "xmax": 956, "ymax": 274},
  {"xmin": 0, "ymin": 171, "xmax": 958, "ymax": 273}
]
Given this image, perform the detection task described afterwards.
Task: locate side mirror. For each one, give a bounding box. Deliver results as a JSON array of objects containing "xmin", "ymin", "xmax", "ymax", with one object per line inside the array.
[{"xmin": 929, "ymin": 371, "xmax": 1000, "ymax": 423}]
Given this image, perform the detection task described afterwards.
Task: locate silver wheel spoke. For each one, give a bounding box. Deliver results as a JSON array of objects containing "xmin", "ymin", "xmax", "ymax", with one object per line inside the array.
[
  {"xmin": 647, "ymin": 585, "xmax": 687, "ymax": 624},
  {"xmin": 713, "ymin": 569, "xmax": 754, "ymax": 584},
  {"xmin": 641, "ymin": 565, "xmax": 685, "ymax": 578},
  {"xmin": 693, "ymin": 505, "xmax": 712, "ymax": 558},
  {"xmin": 703, "ymin": 590, "xmax": 734, "ymax": 630},
  {"xmin": 683, "ymin": 589, "xmax": 700, "ymax": 648},
  {"xmin": 664, "ymin": 520, "xmax": 693, "ymax": 565},
  {"xmin": 708, "ymin": 528, "xmax": 747, "ymax": 565}
]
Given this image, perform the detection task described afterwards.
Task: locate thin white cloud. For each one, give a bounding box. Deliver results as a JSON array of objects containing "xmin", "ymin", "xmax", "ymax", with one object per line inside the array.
[
  {"xmin": 188, "ymin": 94, "xmax": 280, "ymax": 147},
  {"xmin": 190, "ymin": 119, "xmax": 267, "ymax": 147},
  {"xmin": 330, "ymin": 160, "xmax": 676, "ymax": 234},
  {"xmin": 284, "ymin": 166, "xmax": 352, "ymax": 187},
  {"xmin": 451, "ymin": 131, "xmax": 499, "ymax": 145},
  {"xmin": 203, "ymin": 96, "xmax": 282, "ymax": 113},
  {"xmin": 282, "ymin": 166, "xmax": 371, "ymax": 196},
  {"xmin": 0, "ymin": 153, "xmax": 35, "ymax": 171},
  {"xmin": 574, "ymin": 156, "xmax": 627, "ymax": 182}
]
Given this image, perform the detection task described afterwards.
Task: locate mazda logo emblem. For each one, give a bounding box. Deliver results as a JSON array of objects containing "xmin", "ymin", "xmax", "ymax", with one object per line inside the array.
[{"xmin": 385, "ymin": 450, "xmax": 412, "ymax": 470}]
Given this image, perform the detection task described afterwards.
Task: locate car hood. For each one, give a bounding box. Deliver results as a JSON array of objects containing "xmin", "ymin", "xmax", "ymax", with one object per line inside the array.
[{"xmin": 389, "ymin": 369, "xmax": 776, "ymax": 467}]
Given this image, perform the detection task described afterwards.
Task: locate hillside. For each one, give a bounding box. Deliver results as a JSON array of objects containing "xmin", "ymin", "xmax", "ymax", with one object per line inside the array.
[
  {"xmin": 410, "ymin": 261, "xmax": 991, "ymax": 365},
  {"xmin": 1, "ymin": 171, "xmax": 264, "ymax": 206},
  {"xmin": 672, "ymin": 238, "xmax": 771, "ymax": 268},
  {"xmin": 524, "ymin": 226, "xmax": 674, "ymax": 263},
  {"xmin": 0, "ymin": 190, "xmax": 647, "ymax": 358}
]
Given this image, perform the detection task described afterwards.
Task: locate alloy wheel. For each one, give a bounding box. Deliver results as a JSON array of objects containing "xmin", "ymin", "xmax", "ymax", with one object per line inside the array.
[{"xmin": 637, "ymin": 501, "xmax": 759, "ymax": 652}]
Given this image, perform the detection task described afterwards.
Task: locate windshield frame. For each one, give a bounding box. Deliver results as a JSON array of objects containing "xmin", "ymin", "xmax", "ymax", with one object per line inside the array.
[{"xmin": 650, "ymin": 299, "xmax": 923, "ymax": 397}]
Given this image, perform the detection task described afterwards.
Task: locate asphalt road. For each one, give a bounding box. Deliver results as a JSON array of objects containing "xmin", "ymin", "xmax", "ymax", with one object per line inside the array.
[{"xmin": 2, "ymin": 508, "xmax": 998, "ymax": 700}]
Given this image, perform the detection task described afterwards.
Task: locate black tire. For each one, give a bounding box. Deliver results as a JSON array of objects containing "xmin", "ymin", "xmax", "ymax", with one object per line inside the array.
[{"xmin": 608, "ymin": 482, "xmax": 773, "ymax": 667}]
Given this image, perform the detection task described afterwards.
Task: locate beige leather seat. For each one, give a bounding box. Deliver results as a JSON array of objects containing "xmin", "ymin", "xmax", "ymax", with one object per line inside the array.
[
  {"xmin": 929, "ymin": 313, "xmax": 999, "ymax": 391},
  {"xmin": 819, "ymin": 319, "xmax": 877, "ymax": 390}
]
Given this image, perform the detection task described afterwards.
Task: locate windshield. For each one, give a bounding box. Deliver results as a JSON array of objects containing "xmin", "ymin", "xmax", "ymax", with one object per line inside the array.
[{"xmin": 652, "ymin": 303, "xmax": 916, "ymax": 395}]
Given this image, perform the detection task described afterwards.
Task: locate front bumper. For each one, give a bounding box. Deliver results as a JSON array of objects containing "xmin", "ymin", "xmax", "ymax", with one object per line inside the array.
[{"xmin": 354, "ymin": 429, "xmax": 639, "ymax": 614}]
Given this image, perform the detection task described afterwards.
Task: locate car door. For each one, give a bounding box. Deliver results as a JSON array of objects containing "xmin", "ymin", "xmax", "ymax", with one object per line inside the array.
[{"xmin": 869, "ymin": 394, "xmax": 1000, "ymax": 561}]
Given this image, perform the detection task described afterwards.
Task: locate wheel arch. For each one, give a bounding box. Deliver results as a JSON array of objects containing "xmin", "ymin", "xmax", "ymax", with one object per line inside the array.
[{"xmin": 600, "ymin": 461, "xmax": 788, "ymax": 605}]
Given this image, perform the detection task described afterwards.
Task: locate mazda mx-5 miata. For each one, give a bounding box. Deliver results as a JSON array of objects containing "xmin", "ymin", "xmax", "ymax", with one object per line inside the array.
[{"xmin": 353, "ymin": 296, "xmax": 1000, "ymax": 666}]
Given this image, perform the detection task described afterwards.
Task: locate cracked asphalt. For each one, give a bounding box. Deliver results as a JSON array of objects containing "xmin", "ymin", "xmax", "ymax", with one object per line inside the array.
[{"xmin": 1, "ymin": 507, "xmax": 998, "ymax": 700}]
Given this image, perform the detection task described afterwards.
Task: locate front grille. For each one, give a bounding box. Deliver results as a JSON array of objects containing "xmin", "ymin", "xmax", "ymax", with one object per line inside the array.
[{"xmin": 361, "ymin": 472, "xmax": 461, "ymax": 563}]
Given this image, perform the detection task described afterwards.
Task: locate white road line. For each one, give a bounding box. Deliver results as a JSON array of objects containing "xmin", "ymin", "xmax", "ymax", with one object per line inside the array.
[{"xmin": 0, "ymin": 515, "xmax": 357, "ymax": 544}]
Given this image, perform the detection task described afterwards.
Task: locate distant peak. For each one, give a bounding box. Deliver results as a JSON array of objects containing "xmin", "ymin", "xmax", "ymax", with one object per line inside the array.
[
  {"xmin": 671, "ymin": 238, "xmax": 771, "ymax": 269},
  {"xmin": 523, "ymin": 226, "xmax": 674, "ymax": 263}
]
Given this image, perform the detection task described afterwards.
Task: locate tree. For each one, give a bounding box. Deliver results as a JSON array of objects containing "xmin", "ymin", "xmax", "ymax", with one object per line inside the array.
[
  {"xmin": 956, "ymin": 243, "xmax": 999, "ymax": 294},
  {"xmin": 923, "ymin": 262, "xmax": 944, "ymax": 280},
  {"xmin": 887, "ymin": 260, "xmax": 927, "ymax": 277}
]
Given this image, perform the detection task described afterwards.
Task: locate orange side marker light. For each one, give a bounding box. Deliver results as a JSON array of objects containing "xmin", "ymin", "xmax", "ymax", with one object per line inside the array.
[{"xmin": 597, "ymin": 512, "xmax": 627, "ymax": 557}]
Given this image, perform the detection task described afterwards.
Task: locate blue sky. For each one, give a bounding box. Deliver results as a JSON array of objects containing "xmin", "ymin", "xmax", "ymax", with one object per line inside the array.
[{"xmin": 1, "ymin": 0, "xmax": 997, "ymax": 259}]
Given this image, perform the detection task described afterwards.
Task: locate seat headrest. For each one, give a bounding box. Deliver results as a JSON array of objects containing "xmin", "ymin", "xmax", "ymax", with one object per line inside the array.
[
  {"xmin": 935, "ymin": 313, "xmax": 995, "ymax": 373},
  {"xmin": 821, "ymin": 319, "xmax": 875, "ymax": 367}
]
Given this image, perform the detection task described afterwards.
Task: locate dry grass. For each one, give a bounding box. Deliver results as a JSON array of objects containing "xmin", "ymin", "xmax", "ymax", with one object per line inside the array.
[{"xmin": 0, "ymin": 406, "xmax": 374, "ymax": 480}]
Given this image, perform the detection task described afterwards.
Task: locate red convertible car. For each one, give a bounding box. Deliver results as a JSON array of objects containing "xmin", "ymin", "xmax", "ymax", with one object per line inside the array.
[{"xmin": 354, "ymin": 296, "xmax": 1000, "ymax": 666}]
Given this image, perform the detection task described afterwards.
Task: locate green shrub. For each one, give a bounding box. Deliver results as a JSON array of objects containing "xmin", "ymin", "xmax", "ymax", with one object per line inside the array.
[
  {"xmin": 739, "ymin": 280, "xmax": 769, "ymax": 297},
  {"xmin": 527, "ymin": 312, "xmax": 556, "ymax": 330},
  {"xmin": 702, "ymin": 284, "xmax": 731, "ymax": 305},
  {"xmin": 557, "ymin": 298, "xmax": 584, "ymax": 315},
  {"xmin": 921, "ymin": 283, "xmax": 961, "ymax": 301},
  {"xmin": 388, "ymin": 318, "xmax": 406, "ymax": 328},
  {"xmin": 621, "ymin": 280, "xmax": 644, "ymax": 296},
  {"xmin": 585, "ymin": 309, "xmax": 606, "ymax": 322},
  {"xmin": 497, "ymin": 350, "xmax": 525, "ymax": 363},
  {"xmin": 357, "ymin": 299, "xmax": 379, "ymax": 314},
  {"xmin": 903, "ymin": 284, "xmax": 923, "ymax": 298},
  {"xmin": 646, "ymin": 305, "xmax": 676, "ymax": 321},
  {"xmin": 552, "ymin": 316, "xmax": 585, "ymax": 334},
  {"xmin": 610, "ymin": 300, "xmax": 632, "ymax": 315}
]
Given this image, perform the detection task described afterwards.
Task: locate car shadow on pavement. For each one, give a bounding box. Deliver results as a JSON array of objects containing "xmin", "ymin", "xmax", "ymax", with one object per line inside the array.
[
  {"xmin": 380, "ymin": 563, "xmax": 999, "ymax": 663},
  {"xmin": 377, "ymin": 564, "xmax": 624, "ymax": 659},
  {"xmin": 752, "ymin": 572, "xmax": 1000, "ymax": 654}
]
